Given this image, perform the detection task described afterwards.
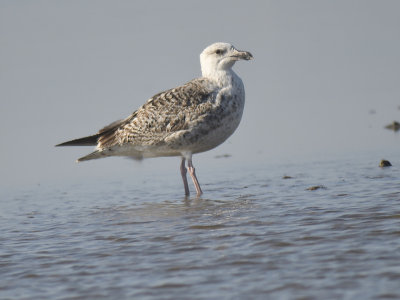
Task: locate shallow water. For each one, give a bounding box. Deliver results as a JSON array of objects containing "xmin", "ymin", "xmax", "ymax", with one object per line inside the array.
[{"xmin": 1, "ymin": 152, "xmax": 400, "ymax": 299}]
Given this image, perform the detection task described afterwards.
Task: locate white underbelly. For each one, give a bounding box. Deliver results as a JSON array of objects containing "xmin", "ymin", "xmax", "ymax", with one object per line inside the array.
[{"xmin": 189, "ymin": 112, "xmax": 243, "ymax": 154}]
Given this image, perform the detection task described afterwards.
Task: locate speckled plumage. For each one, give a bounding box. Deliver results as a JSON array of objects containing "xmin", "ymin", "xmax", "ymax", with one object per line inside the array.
[{"xmin": 57, "ymin": 42, "xmax": 253, "ymax": 195}]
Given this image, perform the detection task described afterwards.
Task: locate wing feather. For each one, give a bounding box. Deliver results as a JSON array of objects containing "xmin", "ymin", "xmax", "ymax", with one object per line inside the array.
[{"xmin": 98, "ymin": 78, "xmax": 216, "ymax": 149}]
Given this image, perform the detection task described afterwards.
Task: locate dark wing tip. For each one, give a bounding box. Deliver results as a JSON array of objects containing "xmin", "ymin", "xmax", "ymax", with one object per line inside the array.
[{"xmin": 55, "ymin": 134, "xmax": 100, "ymax": 147}]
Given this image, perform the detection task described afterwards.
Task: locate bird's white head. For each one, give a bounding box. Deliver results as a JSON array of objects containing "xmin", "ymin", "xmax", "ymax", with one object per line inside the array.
[{"xmin": 200, "ymin": 42, "xmax": 253, "ymax": 79}]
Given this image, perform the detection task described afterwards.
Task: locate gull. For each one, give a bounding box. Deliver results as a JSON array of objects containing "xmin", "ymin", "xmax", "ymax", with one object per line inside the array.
[{"xmin": 56, "ymin": 42, "xmax": 253, "ymax": 196}]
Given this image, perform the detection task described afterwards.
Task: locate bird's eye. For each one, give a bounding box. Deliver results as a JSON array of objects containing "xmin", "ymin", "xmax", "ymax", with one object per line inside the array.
[{"xmin": 215, "ymin": 49, "xmax": 224, "ymax": 55}]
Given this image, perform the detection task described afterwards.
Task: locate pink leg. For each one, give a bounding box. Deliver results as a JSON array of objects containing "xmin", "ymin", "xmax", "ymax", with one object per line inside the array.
[
  {"xmin": 180, "ymin": 157, "xmax": 190, "ymax": 196},
  {"xmin": 187, "ymin": 157, "xmax": 203, "ymax": 196}
]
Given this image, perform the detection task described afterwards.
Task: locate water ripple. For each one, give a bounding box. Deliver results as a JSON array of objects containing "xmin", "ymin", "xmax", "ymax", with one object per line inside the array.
[{"xmin": 1, "ymin": 155, "xmax": 400, "ymax": 299}]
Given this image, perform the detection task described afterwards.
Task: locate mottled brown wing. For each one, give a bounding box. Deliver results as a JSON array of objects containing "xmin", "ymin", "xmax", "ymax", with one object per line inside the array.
[{"xmin": 98, "ymin": 78, "xmax": 216, "ymax": 149}]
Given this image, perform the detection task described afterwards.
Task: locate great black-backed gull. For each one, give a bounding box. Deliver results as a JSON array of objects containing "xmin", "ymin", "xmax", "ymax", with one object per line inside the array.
[{"xmin": 56, "ymin": 42, "xmax": 253, "ymax": 196}]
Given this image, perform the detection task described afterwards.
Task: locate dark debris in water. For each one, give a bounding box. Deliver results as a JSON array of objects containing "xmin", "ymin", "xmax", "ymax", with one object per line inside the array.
[
  {"xmin": 336, "ymin": 193, "xmax": 349, "ymax": 197},
  {"xmin": 385, "ymin": 121, "xmax": 400, "ymax": 132},
  {"xmin": 282, "ymin": 175, "xmax": 293, "ymax": 179},
  {"xmin": 379, "ymin": 159, "xmax": 392, "ymax": 167},
  {"xmin": 306, "ymin": 185, "xmax": 327, "ymax": 191},
  {"xmin": 214, "ymin": 153, "xmax": 232, "ymax": 159}
]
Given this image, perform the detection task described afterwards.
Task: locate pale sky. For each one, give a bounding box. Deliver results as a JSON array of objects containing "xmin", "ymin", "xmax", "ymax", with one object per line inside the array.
[{"xmin": 1, "ymin": 0, "xmax": 399, "ymax": 189}]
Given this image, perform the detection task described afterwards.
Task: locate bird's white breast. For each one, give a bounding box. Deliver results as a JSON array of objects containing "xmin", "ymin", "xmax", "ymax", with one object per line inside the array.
[{"xmin": 184, "ymin": 72, "xmax": 245, "ymax": 154}]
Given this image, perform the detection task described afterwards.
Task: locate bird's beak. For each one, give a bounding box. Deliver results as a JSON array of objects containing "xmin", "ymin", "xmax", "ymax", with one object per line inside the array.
[{"xmin": 231, "ymin": 49, "xmax": 253, "ymax": 61}]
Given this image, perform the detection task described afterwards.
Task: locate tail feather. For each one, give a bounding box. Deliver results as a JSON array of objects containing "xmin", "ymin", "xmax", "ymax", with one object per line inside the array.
[
  {"xmin": 55, "ymin": 118, "xmax": 129, "ymax": 147},
  {"xmin": 56, "ymin": 134, "xmax": 100, "ymax": 147},
  {"xmin": 77, "ymin": 150, "xmax": 105, "ymax": 162}
]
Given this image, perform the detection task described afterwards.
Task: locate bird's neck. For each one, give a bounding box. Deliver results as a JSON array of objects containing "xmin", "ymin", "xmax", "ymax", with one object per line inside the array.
[{"xmin": 202, "ymin": 68, "xmax": 237, "ymax": 87}]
